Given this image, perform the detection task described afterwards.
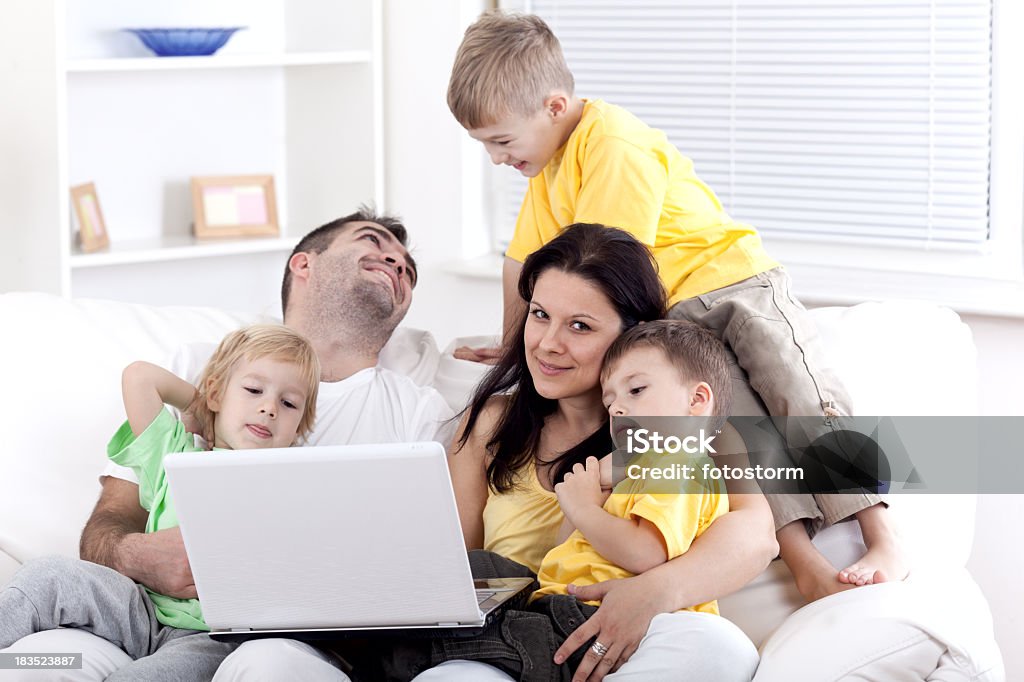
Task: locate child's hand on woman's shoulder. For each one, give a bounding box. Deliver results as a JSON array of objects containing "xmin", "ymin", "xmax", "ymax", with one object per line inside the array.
[
  {"xmin": 554, "ymin": 456, "xmax": 609, "ymax": 522},
  {"xmin": 453, "ymin": 344, "xmax": 503, "ymax": 365}
]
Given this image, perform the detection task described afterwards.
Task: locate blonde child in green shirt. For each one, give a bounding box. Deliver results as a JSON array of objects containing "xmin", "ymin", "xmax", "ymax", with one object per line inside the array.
[{"xmin": 0, "ymin": 324, "xmax": 319, "ymax": 679}]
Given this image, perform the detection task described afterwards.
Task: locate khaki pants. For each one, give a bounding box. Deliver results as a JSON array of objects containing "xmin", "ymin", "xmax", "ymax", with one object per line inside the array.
[{"xmin": 668, "ymin": 267, "xmax": 881, "ymax": 535}]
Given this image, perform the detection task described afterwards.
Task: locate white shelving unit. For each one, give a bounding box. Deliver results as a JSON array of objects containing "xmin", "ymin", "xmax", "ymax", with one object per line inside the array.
[
  {"xmin": 1, "ymin": 0, "xmax": 383, "ymax": 315},
  {"xmin": 66, "ymin": 51, "xmax": 373, "ymax": 73}
]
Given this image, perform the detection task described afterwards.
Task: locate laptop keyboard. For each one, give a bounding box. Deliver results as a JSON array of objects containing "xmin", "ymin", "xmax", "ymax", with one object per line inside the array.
[{"xmin": 476, "ymin": 590, "xmax": 496, "ymax": 605}]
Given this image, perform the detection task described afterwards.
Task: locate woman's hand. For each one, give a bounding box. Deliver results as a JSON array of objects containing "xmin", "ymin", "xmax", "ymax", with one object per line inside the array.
[
  {"xmin": 555, "ymin": 574, "xmax": 668, "ymax": 681},
  {"xmin": 554, "ymin": 457, "xmax": 608, "ymax": 523}
]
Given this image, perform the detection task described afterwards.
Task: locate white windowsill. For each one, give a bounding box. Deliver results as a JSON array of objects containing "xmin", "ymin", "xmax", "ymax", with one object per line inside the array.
[
  {"xmin": 782, "ymin": 262, "xmax": 1024, "ymax": 319},
  {"xmin": 444, "ymin": 252, "xmax": 1024, "ymax": 319}
]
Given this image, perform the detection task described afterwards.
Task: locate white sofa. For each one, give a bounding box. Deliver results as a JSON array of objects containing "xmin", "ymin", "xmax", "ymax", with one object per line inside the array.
[{"xmin": 0, "ymin": 292, "xmax": 1004, "ymax": 680}]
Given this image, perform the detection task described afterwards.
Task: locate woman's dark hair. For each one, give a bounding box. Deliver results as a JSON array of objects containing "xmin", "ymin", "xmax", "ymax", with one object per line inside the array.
[{"xmin": 458, "ymin": 223, "xmax": 667, "ymax": 493}]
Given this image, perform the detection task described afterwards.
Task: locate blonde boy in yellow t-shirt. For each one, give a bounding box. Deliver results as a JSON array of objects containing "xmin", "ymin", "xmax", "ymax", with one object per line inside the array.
[
  {"xmin": 535, "ymin": 321, "xmax": 729, "ymax": 616},
  {"xmin": 448, "ymin": 10, "xmax": 908, "ymax": 602}
]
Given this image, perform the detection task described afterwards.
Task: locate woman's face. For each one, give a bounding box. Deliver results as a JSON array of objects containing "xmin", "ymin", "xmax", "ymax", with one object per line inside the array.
[{"xmin": 524, "ymin": 269, "xmax": 624, "ymax": 402}]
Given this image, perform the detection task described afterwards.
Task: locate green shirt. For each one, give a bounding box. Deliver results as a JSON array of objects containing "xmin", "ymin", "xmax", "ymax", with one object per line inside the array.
[{"xmin": 107, "ymin": 409, "xmax": 208, "ymax": 631}]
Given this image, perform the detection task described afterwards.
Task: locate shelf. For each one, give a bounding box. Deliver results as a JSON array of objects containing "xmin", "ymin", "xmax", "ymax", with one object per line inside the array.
[
  {"xmin": 66, "ymin": 51, "xmax": 372, "ymax": 73},
  {"xmin": 70, "ymin": 234, "xmax": 299, "ymax": 268}
]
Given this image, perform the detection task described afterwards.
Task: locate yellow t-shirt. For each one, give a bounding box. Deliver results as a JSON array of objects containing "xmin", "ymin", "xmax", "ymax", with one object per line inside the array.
[
  {"xmin": 533, "ymin": 452, "xmax": 728, "ymax": 616},
  {"xmin": 482, "ymin": 463, "xmax": 562, "ymax": 575},
  {"xmin": 506, "ymin": 99, "xmax": 779, "ymax": 307}
]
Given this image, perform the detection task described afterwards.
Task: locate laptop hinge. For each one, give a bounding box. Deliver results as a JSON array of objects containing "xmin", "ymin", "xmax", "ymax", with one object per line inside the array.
[
  {"xmin": 230, "ymin": 628, "xmax": 253, "ymax": 632},
  {"xmin": 437, "ymin": 622, "xmax": 460, "ymax": 627}
]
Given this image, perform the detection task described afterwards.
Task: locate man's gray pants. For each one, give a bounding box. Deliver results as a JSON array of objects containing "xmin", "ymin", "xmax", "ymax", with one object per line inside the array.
[{"xmin": 0, "ymin": 555, "xmax": 235, "ymax": 681}]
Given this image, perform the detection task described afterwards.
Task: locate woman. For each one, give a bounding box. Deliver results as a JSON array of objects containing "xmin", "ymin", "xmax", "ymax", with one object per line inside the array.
[{"xmin": 415, "ymin": 224, "xmax": 777, "ymax": 682}]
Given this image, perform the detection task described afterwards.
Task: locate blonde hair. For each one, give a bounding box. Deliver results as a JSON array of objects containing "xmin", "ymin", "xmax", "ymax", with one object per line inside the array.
[
  {"xmin": 191, "ymin": 324, "xmax": 320, "ymax": 447},
  {"xmin": 447, "ymin": 10, "xmax": 574, "ymax": 128}
]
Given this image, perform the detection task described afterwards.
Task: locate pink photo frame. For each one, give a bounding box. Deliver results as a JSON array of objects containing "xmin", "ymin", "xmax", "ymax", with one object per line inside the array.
[
  {"xmin": 191, "ymin": 175, "xmax": 279, "ymax": 239},
  {"xmin": 70, "ymin": 182, "xmax": 110, "ymax": 253}
]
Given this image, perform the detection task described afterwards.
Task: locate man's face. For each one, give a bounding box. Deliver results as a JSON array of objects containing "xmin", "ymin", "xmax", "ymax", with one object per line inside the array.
[
  {"xmin": 467, "ymin": 109, "xmax": 565, "ymax": 178},
  {"xmin": 306, "ymin": 221, "xmax": 417, "ymax": 327}
]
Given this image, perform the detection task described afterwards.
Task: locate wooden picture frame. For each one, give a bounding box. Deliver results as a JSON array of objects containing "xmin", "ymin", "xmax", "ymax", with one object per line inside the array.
[
  {"xmin": 70, "ymin": 182, "xmax": 110, "ymax": 252},
  {"xmin": 190, "ymin": 175, "xmax": 279, "ymax": 239}
]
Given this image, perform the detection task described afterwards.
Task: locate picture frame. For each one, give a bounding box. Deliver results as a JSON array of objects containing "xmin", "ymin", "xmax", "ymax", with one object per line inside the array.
[
  {"xmin": 70, "ymin": 182, "xmax": 110, "ymax": 253},
  {"xmin": 190, "ymin": 174, "xmax": 279, "ymax": 239}
]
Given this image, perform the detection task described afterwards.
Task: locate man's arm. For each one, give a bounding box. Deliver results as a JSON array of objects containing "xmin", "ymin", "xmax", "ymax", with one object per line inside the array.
[
  {"xmin": 79, "ymin": 476, "xmax": 197, "ymax": 599},
  {"xmin": 79, "ymin": 477, "xmax": 146, "ymax": 568}
]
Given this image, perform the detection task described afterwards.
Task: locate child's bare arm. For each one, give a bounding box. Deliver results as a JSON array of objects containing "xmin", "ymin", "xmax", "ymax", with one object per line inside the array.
[
  {"xmin": 555, "ymin": 457, "xmax": 667, "ymax": 575},
  {"xmin": 122, "ymin": 361, "xmax": 197, "ymax": 437},
  {"xmin": 555, "ymin": 514, "xmax": 576, "ymax": 544},
  {"xmin": 569, "ymin": 506, "xmax": 667, "ymax": 575}
]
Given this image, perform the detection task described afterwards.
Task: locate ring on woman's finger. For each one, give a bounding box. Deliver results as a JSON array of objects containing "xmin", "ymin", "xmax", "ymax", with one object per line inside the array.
[{"xmin": 590, "ymin": 641, "xmax": 609, "ymax": 657}]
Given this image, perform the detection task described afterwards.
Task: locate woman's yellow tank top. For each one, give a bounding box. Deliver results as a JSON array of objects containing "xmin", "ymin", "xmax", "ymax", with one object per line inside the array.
[{"xmin": 482, "ymin": 463, "xmax": 563, "ymax": 574}]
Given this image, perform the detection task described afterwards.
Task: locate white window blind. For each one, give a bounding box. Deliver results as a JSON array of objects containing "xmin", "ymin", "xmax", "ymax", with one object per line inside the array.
[{"xmin": 493, "ymin": 0, "xmax": 992, "ymax": 252}]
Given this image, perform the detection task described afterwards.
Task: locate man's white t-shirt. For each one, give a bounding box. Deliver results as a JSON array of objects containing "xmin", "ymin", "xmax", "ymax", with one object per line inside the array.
[{"xmin": 103, "ymin": 343, "xmax": 457, "ymax": 483}]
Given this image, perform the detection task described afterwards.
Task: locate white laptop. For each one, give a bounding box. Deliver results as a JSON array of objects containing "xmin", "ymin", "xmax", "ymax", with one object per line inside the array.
[{"xmin": 163, "ymin": 441, "xmax": 533, "ymax": 642}]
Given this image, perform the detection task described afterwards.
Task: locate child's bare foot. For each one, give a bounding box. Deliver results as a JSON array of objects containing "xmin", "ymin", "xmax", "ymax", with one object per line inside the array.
[
  {"xmin": 837, "ymin": 541, "xmax": 906, "ymax": 585},
  {"xmin": 778, "ymin": 521, "xmax": 857, "ymax": 603},
  {"xmin": 838, "ymin": 504, "xmax": 910, "ymax": 586},
  {"xmin": 796, "ymin": 560, "xmax": 860, "ymax": 602}
]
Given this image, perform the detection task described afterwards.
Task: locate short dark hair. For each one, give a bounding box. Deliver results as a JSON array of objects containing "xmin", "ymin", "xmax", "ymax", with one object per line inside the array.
[
  {"xmin": 457, "ymin": 223, "xmax": 667, "ymax": 493},
  {"xmin": 603, "ymin": 320, "xmax": 733, "ymax": 430},
  {"xmin": 280, "ymin": 206, "xmax": 413, "ymax": 316}
]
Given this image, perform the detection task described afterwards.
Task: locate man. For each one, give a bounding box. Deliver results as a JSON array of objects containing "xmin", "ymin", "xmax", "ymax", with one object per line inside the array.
[{"xmin": 3, "ymin": 208, "xmax": 455, "ymax": 681}]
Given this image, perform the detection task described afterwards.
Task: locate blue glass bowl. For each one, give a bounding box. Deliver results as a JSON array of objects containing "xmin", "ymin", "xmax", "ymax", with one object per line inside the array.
[{"xmin": 124, "ymin": 27, "xmax": 245, "ymax": 57}]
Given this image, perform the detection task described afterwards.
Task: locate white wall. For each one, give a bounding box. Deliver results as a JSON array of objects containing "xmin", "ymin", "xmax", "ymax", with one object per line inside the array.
[
  {"xmin": 382, "ymin": 0, "xmax": 1022, "ymax": 677},
  {"xmin": 964, "ymin": 315, "xmax": 1024, "ymax": 416},
  {"xmin": 382, "ymin": 0, "xmax": 501, "ymax": 348},
  {"xmin": 961, "ymin": 315, "xmax": 1024, "ymax": 680}
]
